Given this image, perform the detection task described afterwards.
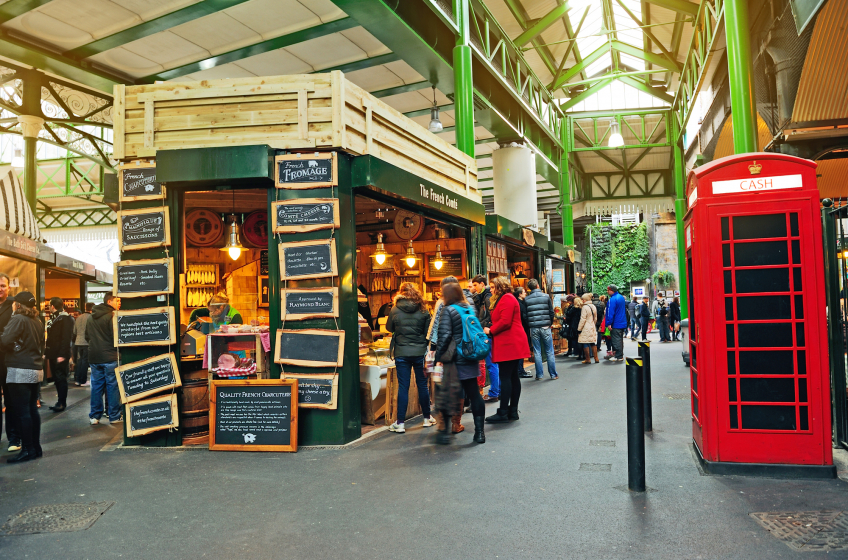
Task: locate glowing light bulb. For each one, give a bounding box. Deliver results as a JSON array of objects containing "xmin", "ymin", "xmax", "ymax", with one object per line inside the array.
[
  {"xmin": 406, "ymin": 256, "xmax": 416, "ymax": 268},
  {"xmin": 375, "ymin": 253, "xmax": 386, "ymax": 265},
  {"xmin": 434, "ymin": 259, "xmax": 443, "ymax": 270},
  {"xmin": 228, "ymin": 246, "xmax": 241, "ymax": 260}
]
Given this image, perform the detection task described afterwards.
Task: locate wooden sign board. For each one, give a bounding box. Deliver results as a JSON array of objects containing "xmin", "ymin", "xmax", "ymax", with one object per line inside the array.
[
  {"xmin": 284, "ymin": 374, "xmax": 338, "ymax": 409},
  {"xmin": 259, "ymin": 276, "xmax": 269, "ymax": 308},
  {"xmin": 114, "ymin": 307, "xmax": 177, "ymax": 347},
  {"xmin": 118, "ymin": 161, "xmax": 164, "ymax": 201},
  {"xmin": 274, "ymin": 329, "xmax": 345, "ymax": 367},
  {"xmin": 116, "ymin": 353, "xmax": 181, "ymax": 404},
  {"xmin": 126, "ymin": 393, "xmax": 179, "ymax": 437},
  {"xmin": 279, "ymin": 239, "xmax": 337, "ymax": 280},
  {"xmin": 210, "ymin": 379, "xmax": 297, "ymax": 452},
  {"xmin": 281, "ymin": 288, "xmax": 338, "ymax": 320},
  {"xmin": 114, "ymin": 257, "xmax": 174, "ymax": 298},
  {"xmin": 424, "ymin": 251, "xmax": 466, "ymax": 282},
  {"xmin": 274, "ymin": 153, "xmax": 337, "ymax": 189},
  {"xmin": 118, "ymin": 207, "xmax": 171, "ymax": 251},
  {"xmin": 272, "ymin": 198, "xmax": 339, "ymax": 233}
]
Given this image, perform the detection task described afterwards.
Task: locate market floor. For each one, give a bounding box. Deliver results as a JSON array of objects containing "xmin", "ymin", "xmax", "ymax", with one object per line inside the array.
[{"xmin": 1, "ymin": 332, "xmax": 847, "ymax": 559}]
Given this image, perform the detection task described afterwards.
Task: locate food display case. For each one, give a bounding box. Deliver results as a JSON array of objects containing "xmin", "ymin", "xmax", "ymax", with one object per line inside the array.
[{"xmin": 208, "ymin": 332, "xmax": 266, "ymax": 379}]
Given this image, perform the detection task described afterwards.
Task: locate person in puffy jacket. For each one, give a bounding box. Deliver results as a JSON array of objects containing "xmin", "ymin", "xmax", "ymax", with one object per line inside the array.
[
  {"xmin": 577, "ymin": 293, "xmax": 599, "ymax": 364},
  {"xmin": 604, "ymin": 285, "xmax": 628, "ymax": 362},
  {"xmin": 524, "ymin": 279, "xmax": 558, "ymax": 380},
  {"xmin": 386, "ymin": 282, "xmax": 435, "ymax": 434},
  {"xmin": 485, "ymin": 276, "xmax": 530, "ymax": 425},
  {"xmin": 86, "ymin": 295, "xmax": 122, "ymax": 424},
  {"xmin": 45, "ymin": 297, "xmax": 74, "ymax": 412},
  {"xmin": 514, "ymin": 287, "xmax": 533, "ymax": 378}
]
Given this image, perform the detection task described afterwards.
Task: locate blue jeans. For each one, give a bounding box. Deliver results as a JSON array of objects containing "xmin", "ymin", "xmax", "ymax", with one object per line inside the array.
[
  {"xmin": 90, "ymin": 361, "xmax": 121, "ymax": 421},
  {"xmin": 394, "ymin": 356, "xmax": 431, "ymax": 424},
  {"xmin": 531, "ymin": 327, "xmax": 558, "ymax": 379},
  {"xmin": 485, "ymin": 342, "xmax": 500, "ymax": 397},
  {"xmin": 630, "ymin": 316, "xmax": 641, "ymax": 338},
  {"xmin": 640, "ymin": 317, "xmax": 650, "ymax": 340}
]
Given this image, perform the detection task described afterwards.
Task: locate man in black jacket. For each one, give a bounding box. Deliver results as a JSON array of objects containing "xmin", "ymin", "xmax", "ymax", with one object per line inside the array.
[
  {"xmin": 86, "ymin": 295, "xmax": 122, "ymax": 424},
  {"xmin": 0, "ymin": 273, "xmax": 20, "ymax": 451},
  {"xmin": 470, "ymin": 275, "xmax": 499, "ymax": 402},
  {"xmin": 525, "ymin": 279, "xmax": 559, "ymax": 380},
  {"xmin": 45, "ymin": 297, "xmax": 74, "ymax": 412},
  {"xmin": 639, "ymin": 297, "xmax": 651, "ymax": 341}
]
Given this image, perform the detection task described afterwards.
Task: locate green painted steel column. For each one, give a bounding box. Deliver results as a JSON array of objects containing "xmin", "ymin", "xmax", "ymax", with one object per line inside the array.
[
  {"xmin": 725, "ymin": 0, "xmax": 758, "ymax": 154},
  {"xmin": 560, "ymin": 118, "xmax": 574, "ymax": 246},
  {"xmin": 453, "ymin": 0, "xmax": 475, "ymax": 158},
  {"xmin": 23, "ymin": 137, "xmax": 36, "ymax": 211},
  {"xmin": 670, "ymin": 115, "xmax": 688, "ymax": 319},
  {"xmin": 20, "ymin": 69, "xmax": 43, "ymax": 212}
]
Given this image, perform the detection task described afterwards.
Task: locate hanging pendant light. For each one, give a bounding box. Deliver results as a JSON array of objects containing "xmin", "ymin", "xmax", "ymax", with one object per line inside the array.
[
  {"xmin": 433, "ymin": 244, "xmax": 444, "ymax": 270},
  {"xmin": 404, "ymin": 240, "xmax": 419, "ymax": 268},
  {"xmin": 428, "ymin": 86, "xmax": 443, "ymax": 133},
  {"xmin": 608, "ymin": 119, "xmax": 624, "ymax": 148},
  {"xmin": 371, "ymin": 233, "xmax": 390, "ymax": 265},
  {"xmin": 220, "ymin": 190, "xmax": 245, "ymax": 260}
]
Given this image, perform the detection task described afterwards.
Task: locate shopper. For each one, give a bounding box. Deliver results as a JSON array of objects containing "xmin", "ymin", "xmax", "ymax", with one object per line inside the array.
[
  {"xmin": 45, "ymin": 297, "xmax": 74, "ymax": 412},
  {"xmin": 86, "ymin": 294, "xmax": 122, "ymax": 425},
  {"xmin": 485, "ymin": 276, "xmax": 530, "ymax": 423},
  {"xmin": 525, "ymin": 279, "xmax": 559, "ymax": 380},
  {"xmin": 434, "ymin": 283, "xmax": 485, "ymax": 444},
  {"xmin": 72, "ymin": 302, "xmax": 93, "ymax": 386},
  {"xmin": 514, "ymin": 287, "xmax": 533, "ymax": 378},
  {"xmin": 0, "ymin": 272, "xmax": 20, "ymax": 452},
  {"xmin": 604, "ymin": 285, "xmax": 628, "ymax": 362},
  {"xmin": 657, "ymin": 299, "xmax": 670, "ymax": 342},
  {"xmin": 2, "ymin": 291, "xmax": 44, "ymax": 463},
  {"xmin": 639, "ymin": 296, "xmax": 651, "ymax": 341},
  {"xmin": 566, "ymin": 296, "xmax": 584, "ymax": 360},
  {"xmin": 670, "ymin": 297, "xmax": 682, "ymax": 341},
  {"xmin": 386, "ymin": 282, "xmax": 435, "ymax": 434},
  {"xmin": 427, "ymin": 276, "xmax": 468, "ymax": 435},
  {"xmin": 578, "ymin": 293, "xmax": 599, "ymax": 364},
  {"xmin": 470, "ymin": 275, "xmax": 499, "ymax": 403},
  {"xmin": 629, "ymin": 297, "xmax": 640, "ymax": 340},
  {"xmin": 594, "ymin": 294, "xmax": 606, "ymax": 354}
]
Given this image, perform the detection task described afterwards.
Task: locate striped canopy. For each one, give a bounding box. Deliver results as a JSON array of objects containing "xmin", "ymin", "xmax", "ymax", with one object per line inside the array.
[{"xmin": 0, "ymin": 168, "xmax": 41, "ymax": 242}]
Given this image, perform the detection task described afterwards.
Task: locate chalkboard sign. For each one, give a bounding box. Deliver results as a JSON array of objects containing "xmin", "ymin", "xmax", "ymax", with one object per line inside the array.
[
  {"xmin": 272, "ymin": 198, "xmax": 339, "ymax": 233},
  {"xmin": 285, "ymin": 374, "xmax": 338, "ymax": 409},
  {"xmin": 116, "ymin": 353, "xmax": 181, "ymax": 403},
  {"xmin": 259, "ymin": 276, "xmax": 269, "ymax": 308},
  {"xmin": 119, "ymin": 162, "xmax": 164, "ymax": 201},
  {"xmin": 114, "ymin": 258, "xmax": 174, "ymax": 298},
  {"xmin": 118, "ymin": 207, "xmax": 171, "ymax": 251},
  {"xmin": 260, "ymin": 250, "xmax": 269, "ymax": 275},
  {"xmin": 274, "ymin": 329, "xmax": 345, "ymax": 367},
  {"xmin": 113, "ymin": 307, "xmax": 176, "ymax": 347},
  {"xmin": 210, "ymin": 379, "xmax": 298, "ymax": 452},
  {"xmin": 281, "ymin": 288, "xmax": 338, "ymax": 320},
  {"xmin": 274, "ymin": 153, "xmax": 336, "ymax": 189},
  {"xmin": 126, "ymin": 394, "xmax": 178, "ymax": 437},
  {"xmin": 279, "ymin": 239, "xmax": 337, "ymax": 280},
  {"xmin": 424, "ymin": 251, "xmax": 466, "ymax": 281}
]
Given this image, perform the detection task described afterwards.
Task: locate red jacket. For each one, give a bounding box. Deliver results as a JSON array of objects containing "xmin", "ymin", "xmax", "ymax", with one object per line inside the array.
[{"xmin": 490, "ymin": 292, "xmax": 531, "ymax": 363}]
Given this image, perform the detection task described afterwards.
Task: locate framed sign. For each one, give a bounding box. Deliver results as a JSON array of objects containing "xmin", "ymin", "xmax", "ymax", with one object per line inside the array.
[
  {"xmin": 274, "ymin": 329, "xmax": 345, "ymax": 367},
  {"xmin": 274, "ymin": 153, "xmax": 337, "ymax": 189},
  {"xmin": 114, "ymin": 257, "xmax": 174, "ymax": 298},
  {"xmin": 126, "ymin": 394, "xmax": 179, "ymax": 437},
  {"xmin": 424, "ymin": 251, "xmax": 466, "ymax": 282},
  {"xmin": 272, "ymin": 198, "xmax": 339, "ymax": 233},
  {"xmin": 116, "ymin": 353, "xmax": 181, "ymax": 404},
  {"xmin": 210, "ymin": 379, "xmax": 297, "ymax": 452},
  {"xmin": 259, "ymin": 276, "xmax": 269, "ymax": 308},
  {"xmin": 281, "ymin": 288, "xmax": 338, "ymax": 320},
  {"xmin": 279, "ymin": 239, "xmax": 337, "ymax": 280},
  {"xmin": 114, "ymin": 307, "xmax": 176, "ymax": 347},
  {"xmin": 118, "ymin": 161, "xmax": 164, "ymax": 202},
  {"xmin": 283, "ymin": 374, "xmax": 338, "ymax": 409},
  {"xmin": 118, "ymin": 207, "xmax": 170, "ymax": 251}
]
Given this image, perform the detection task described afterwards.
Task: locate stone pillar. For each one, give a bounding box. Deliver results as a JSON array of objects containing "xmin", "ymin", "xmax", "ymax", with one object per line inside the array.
[{"xmin": 493, "ymin": 144, "xmax": 537, "ymax": 229}]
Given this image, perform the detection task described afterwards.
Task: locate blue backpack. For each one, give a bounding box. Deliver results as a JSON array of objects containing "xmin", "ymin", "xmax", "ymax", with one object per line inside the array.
[{"xmin": 450, "ymin": 304, "xmax": 490, "ymax": 360}]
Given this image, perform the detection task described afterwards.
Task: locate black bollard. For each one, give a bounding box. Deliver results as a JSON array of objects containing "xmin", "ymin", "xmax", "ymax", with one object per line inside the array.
[
  {"xmin": 638, "ymin": 341, "xmax": 653, "ymax": 432},
  {"xmin": 625, "ymin": 357, "xmax": 646, "ymax": 492}
]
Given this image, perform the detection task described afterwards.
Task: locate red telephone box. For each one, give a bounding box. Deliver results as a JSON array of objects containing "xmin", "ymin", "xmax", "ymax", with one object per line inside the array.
[{"xmin": 685, "ymin": 153, "xmax": 835, "ymax": 477}]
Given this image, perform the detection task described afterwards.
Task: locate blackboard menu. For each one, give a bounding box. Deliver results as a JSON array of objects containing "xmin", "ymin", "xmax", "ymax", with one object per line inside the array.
[
  {"xmin": 211, "ymin": 380, "xmax": 297, "ymax": 452},
  {"xmin": 280, "ymin": 239, "xmax": 337, "ymax": 280},
  {"xmin": 116, "ymin": 353, "xmax": 181, "ymax": 403},
  {"xmin": 260, "ymin": 250, "xmax": 269, "ymax": 275},
  {"xmin": 272, "ymin": 198, "xmax": 339, "ymax": 233},
  {"xmin": 126, "ymin": 394, "xmax": 178, "ymax": 437},
  {"xmin": 114, "ymin": 308, "xmax": 175, "ymax": 347},
  {"xmin": 120, "ymin": 165, "xmax": 163, "ymax": 201},
  {"xmin": 259, "ymin": 276, "xmax": 269, "ymax": 308},
  {"xmin": 115, "ymin": 258, "xmax": 173, "ymax": 297},
  {"xmin": 275, "ymin": 154, "xmax": 336, "ymax": 188},
  {"xmin": 425, "ymin": 251, "xmax": 465, "ymax": 281},
  {"xmin": 287, "ymin": 376, "xmax": 337, "ymax": 409},
  {"xmin": 281, "ymin": 288, "xmax": 338, "ymax": 320},
  {"xmin": 119, "ymin": 208, "xmax": 170, "ymax": 251},
  {"xmin": 275, "ymin": 329, "xmax": 345, "ymax": 367}
]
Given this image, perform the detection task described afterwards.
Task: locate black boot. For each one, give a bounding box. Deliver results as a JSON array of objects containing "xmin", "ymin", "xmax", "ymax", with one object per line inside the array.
[
  {"xmin": 48, "ymin": 402, "xmax": 64, "ymax": 412},
  {"xmin": 485, "ymin": 408, "xmax": 509, "ymax": 423},
  {"xmin": 34, "ymin": 443, "xmax": 42, "ymax": 458},
  {"xmin": 7, "ymin": 447, "xmax": 37, "ymax": 463},
  {"xmin": 436, "ymin": 412, "xmax": 452, "ymax": 445},
  {"xmin": 473, "ymin": 416, "xmax": 486, "ymax": 443},
  {"xmin": 508, "ymin": 406, "xmax": 519, "ymax": 421}
]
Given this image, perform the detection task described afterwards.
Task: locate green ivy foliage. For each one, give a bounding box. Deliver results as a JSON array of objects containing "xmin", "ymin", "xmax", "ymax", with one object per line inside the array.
[{"xmin": 586, "ymin": 223, "xmax": 650, "ymax": 295}]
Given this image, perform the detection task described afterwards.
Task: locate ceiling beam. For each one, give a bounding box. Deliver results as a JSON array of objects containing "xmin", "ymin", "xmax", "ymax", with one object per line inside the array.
[
  {"xmin": 318, "ymin": 52, "xmax": 400, "ymax": 74},
  {"xmin": 0, "ymin": 0, "xmax": 53, "ymax": 25},
  {"xmin": 561, "ymin": 78, "xmax": 612, "ymax": 111},
  {"xmin": 514, "ymin": 3, "xmax": 571, "ymax": 47},
  {"xmin": 551, "ymin": 43, "xmax": 609, "ymax": 90},
  {"xmin": 618, "ymin": 75, "xmax": 673, "ymax": 103},
  {"xmin": 566, "ymin": 68, "xmax": 670, "ymax": 88},
  {"xmin": 645, "ymin": 0, "xmax": 699, "ymax": 17},
  {"xmin": 550, "ymin": 5, "xmax": 589, "ymax": 90},
  {"xmin": 614, "ymin": 0, "xmax": 678, "ymax": 65},
  {"xmin": 610, "ymin": 40, "xmax": 680, "ymax": 72},
  {"xmin": 502, "ymin": 0, "xmax": 558, "ymax": 76},
  {"xmin": 371, "ymin": 80, "xmax": 429, "ymax": 98},
  {"xmin": 404, "ymin": 103, "xmax": 454, "ymax": 118}
]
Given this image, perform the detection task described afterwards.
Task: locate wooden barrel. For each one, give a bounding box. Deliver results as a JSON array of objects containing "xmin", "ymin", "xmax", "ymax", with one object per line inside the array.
[{"xmin": 181, "ymin": 380, "xmax": 209, "ymax": 444}]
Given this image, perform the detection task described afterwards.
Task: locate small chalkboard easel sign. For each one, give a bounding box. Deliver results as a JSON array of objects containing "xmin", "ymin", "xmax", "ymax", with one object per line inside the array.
[
  {"xmin": 210, "ymin": 379, "xmax": 298, "ymax": 452},
  {"xmin": 118, "ymin": 161, "xmax": 164, "ymax": 202},
  {"xmin": 274, "ymin": 329, "xmax": 345, "ymax": 367},
  {"xmin": 280, "ymin": 288, "xmax": 339, "ymax": 320},
  {"xmin": 118, "ymin": 207, "xmax": 171, "ymax": 251},
  {"xmin": 126, "ymin": 393, "xmax": 179, "ymax": 437},
  {"xmin": 284, "ymin": 373, "xmax": 338, "ymax": 409}
]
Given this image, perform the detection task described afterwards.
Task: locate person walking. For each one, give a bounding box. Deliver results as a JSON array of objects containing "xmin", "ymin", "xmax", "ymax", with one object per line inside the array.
[
  {"xmin": 525, "ymin": 279, "xmax": 559, "ymax": 380},
  {"xmin": 577, "ymin": 294, "xmax": 599, "ymax": 364},
  {"xmin": 45, "ymin": 297, "xmax": 74, "ymax": 412},
  {"xmin": 470, "ymin": 275, "xmax": 499, "ymax": 403},
  {"xmin": 594, "ymin": 294, "xmax": 606, "ymax": 356},
  {"xmin": 639, "ymin": 296, "xmax": 651, "ymax": 341},
  {"xmin": 670, "ymin": 297, "xmax": 682, "ymax": 341},
  {"xmin": 72, "ymin": 302, "xmax": 93, "ymax": 386},
  {"xmin": 2, "ymin": 292, "xmax": 44, "ymax": 463},
  {"xmin": 628, "ymin": 297, "xmax": 640, "ymax": 340},
  {"xmin": 566, "ymin": 296, "xmax": 584, "ymax": 360},
  {"xmin": 604, "ymin": 285, "xmax": 628, "ymax": 362},
  {"xmin": 434, "ymin": 283, "xmax": 485, "ymax": 444},
  {"xmin": 86, "ymin": 294, "xmax": 122, "ymax": 425},
  {"xmin": 386, "ymin": 282, "xmax": 435, "ymax": 434},
  {"xmin": 657, "ymin": 299, "xmax": 671, "ymax": 342},
  {"xmin": 485, "ymin": 277, "xmax": 531, "ymax": 424},
  {"xmin": 514, "ymin": 287, "xmax": 533, "ymax": 378},
  {"xmin": 0, "ymin": 273, "xmax": 20, "ymax": 452}
]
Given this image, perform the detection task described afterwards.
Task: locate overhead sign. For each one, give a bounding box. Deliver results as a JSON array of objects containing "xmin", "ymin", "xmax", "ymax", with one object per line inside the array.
[
  {"xmin": 119, "ymin": 162, "xmax": 164, "ymax": 201},
  {"xmin": 272, "ymin": 198, "xmax": 339, "ymax": 233},
  {"xmin": 0, "ymin": 229, "xmax": 38, "ymax": 259},
  {"xmin": 712, "ymin": 174, "xmax": 803, "ymax": 196},
  {"xmin": 275, "ymin": 153, "xmax": 337, "ymax": 189},
  {"xmin": 54, "ymin": 253, "xmax": 96, "ymax": 276}
]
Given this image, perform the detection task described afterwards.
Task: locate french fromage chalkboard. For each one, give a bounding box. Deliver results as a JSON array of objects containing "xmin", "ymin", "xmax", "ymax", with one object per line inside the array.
[
  {"xmin": 118, "ymin": 207, "xmax": 171, "ymax": 251},
  {"xmin": 119, "ymin": 162, "xmax": 164, "ymax": 201},
  {"xmin": 281, "ymin": 288, "xmax": 338, "ymax": 320},
  {"xmin": 210, "ymin": 379, "xmax": 298, "ymax": 452},
  {"xmin": 126, "ymin": 394, "xmax": 179, "ymax": 437},
  {"xmin": 272, "ymin": 198, "xmax": 339, "ymax": 233},
  {"xmin": 116, "ymin": 353, "xmax": 181, "ymax": 403},
  {"xmin": 279, "ymin": 239, "xmax": 337, "ymax": 280},
  {"xmin": 114, "ymin": 258, "xmax": 174, "ymax": 298},
  {"xmin": 285, "ymin": 374, "xmax": 338, "ymax": 409},
  {"xmin": 274, "ymin": 153, "xmax": 336, "ymax": 189},
  {"xmin": 113, "ymin": 307, "xmax": 176, "ymax": 347},
  {"xmin": 275, "ymin": 329, "xmax": 345, "ymax": 367}
]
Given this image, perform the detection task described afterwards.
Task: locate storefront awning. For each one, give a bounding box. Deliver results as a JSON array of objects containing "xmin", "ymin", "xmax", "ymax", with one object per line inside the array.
[{"xmin": 0, "ymin": 168, "xmax": 40, "ymax": 242}]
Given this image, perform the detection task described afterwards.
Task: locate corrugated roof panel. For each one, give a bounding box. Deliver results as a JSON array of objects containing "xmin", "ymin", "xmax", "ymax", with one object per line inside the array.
[
  {"xmin": 816, "ymin": 158, "xmax": 848, "ymax": 200},
  {"xmin": 713, "ymin": 114, "xmax": 772, "ymax": 160}
]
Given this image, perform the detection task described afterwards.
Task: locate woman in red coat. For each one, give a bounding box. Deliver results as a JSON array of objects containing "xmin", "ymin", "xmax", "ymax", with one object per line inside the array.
[{"xmin": 485, "ymin": 276, "xmax": 531, "ymax": 424}]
